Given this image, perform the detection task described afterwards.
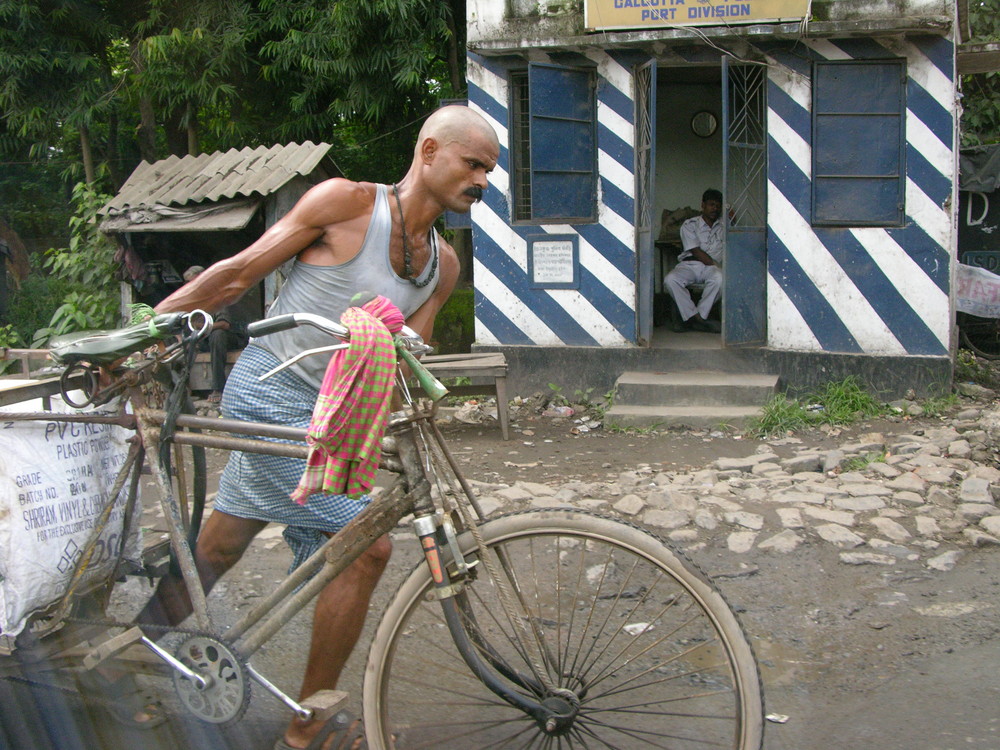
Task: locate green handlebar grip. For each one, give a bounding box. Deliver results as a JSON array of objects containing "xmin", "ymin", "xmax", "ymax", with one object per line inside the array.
[
  {"xmin": 49, "ymin": 312, "xmax": 187, "ymax": 365},
  {"xmin": 397, "ymin": 345, "xmax": 449, "ymax": 401}
]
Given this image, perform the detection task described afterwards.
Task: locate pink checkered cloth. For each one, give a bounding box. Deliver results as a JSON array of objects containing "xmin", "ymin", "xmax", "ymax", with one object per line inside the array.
[{"xmin": 290, "ymin": 299, "xmax": 402, "ymax": 503}]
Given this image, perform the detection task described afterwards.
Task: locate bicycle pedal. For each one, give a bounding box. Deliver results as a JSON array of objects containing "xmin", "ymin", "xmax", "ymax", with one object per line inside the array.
[
  {"xmin": 300, "ymin": 689, "xmax": 348, "ymax": 722},
  {"xmin": 81, "ymin": 626, "xmax": 146, "ymax": 671}
]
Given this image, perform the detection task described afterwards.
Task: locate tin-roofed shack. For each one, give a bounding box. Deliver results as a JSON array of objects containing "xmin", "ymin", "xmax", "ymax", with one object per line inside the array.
[{"xmin": 99, "ymin": 142, "xmax": 339, "ymax": 320}]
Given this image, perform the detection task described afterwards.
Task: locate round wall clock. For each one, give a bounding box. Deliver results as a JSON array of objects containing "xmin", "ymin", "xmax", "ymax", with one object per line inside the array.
[{"xmin": 691, "ymin": 110, "xmax": 718, "ymax": 138}]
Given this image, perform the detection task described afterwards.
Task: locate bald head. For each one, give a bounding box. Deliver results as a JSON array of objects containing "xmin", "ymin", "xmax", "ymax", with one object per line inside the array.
[
  {"xmin": 416, "ymin": 105, "xmax": 499, "ymax": 156},
  {"xmin": 403, "ymin": 104, "xmax": 499, "ymax": 213}
]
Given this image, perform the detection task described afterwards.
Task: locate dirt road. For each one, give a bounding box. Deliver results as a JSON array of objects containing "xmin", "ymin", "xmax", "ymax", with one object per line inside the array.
[{"xmin": 3, "ymin": 399, "xmax": 999, "ymax": 749}]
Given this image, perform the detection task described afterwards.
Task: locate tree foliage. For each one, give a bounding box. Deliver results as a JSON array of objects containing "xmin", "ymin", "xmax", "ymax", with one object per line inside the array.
[
  {"xmin": 31, "ymin": 182, "xmax": 120, "ymax": 346},
  {"xmin": 0, "ymin": 0, "xmax": 466, "ymax": 337},
  {"xmin": 0, "ymin": 0, "xmax": 465, "ymax": 192},
  {"xmin": 961, "ymin": 0, "xmax": 1000, "ymax": 146}
]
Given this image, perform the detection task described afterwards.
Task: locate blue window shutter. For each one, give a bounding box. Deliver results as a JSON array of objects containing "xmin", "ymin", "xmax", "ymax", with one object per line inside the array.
[
  {"xmin": 812, "ymin": 60, "xmax": 905, "ymax": 226},
  {"xmin": 528, "ymin": 63, "xmax": 596, "ymax": 221}
]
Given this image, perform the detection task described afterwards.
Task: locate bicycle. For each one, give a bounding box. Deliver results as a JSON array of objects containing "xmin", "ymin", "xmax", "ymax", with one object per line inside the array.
[
  {"xmin": 958, "ymin": 312, "xmax": 1000, "ymax": 360},
  {"xmin": 0, "ymin": 308, "xmax": 764, "ymax": 749}
]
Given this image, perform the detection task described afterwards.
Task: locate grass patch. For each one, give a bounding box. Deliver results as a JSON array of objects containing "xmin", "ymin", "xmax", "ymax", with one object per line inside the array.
[
  {"xmin": 606, "ymin": 423, "xmax": 665, "ymax": 435},
  {"xmin": 747, "ymin": 376, "xmax": 888, "ymax": 438},
  {"xmin": 841, "ymin": 451, "xmax": 888, "ymax": 472},
  {"xmin": 748, "ymin": 394, "xmax": 813, "ymax": 437},
  {"xmin": 920, "ymin": 393, "xmax": 959, "ymax": 418}
]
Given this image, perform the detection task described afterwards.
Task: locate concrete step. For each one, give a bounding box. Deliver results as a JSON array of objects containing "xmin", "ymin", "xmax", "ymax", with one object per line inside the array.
[
  {"xmin": 614, "ymin": 370, "xmax": 780, "ymax": 407},
  {"xmin": 604, "ymin": 404, "xmax": 764, "ymax": 430}
]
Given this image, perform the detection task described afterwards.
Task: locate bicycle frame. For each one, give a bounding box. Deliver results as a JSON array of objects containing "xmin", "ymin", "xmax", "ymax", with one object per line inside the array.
[
  {"xmin": 1, "ymin": 312, "xmax": 562, "ymax": 730},
  {"xmin": 136, "ymin": 385, "xmax": 559, "ymax": 725}
]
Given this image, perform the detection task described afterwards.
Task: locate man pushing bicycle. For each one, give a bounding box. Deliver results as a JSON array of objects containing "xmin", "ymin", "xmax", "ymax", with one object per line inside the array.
[{"xmin": 136, "ymin": 105, "xmax": 499, "ymax": 750}]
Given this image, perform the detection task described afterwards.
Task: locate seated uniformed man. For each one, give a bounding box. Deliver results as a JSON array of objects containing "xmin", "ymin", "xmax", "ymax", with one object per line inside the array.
[{"xmin": 664, "ymin": 188, "xmax": 723, "ymax": 333}]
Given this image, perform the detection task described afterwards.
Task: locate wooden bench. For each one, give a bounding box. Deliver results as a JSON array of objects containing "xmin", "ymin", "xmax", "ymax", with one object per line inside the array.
[
  {"xmin": 418, "ymin": 352, "xmax": 510, "ymax": 440},
  {"xmin": 189, "ymin": 350, "xmax": 242, "ymax": 392}
]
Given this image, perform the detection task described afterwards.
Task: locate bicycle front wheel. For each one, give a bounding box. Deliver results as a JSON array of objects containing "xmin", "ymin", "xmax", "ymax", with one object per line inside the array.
[{"xmin": 363, "ymin": 509, "xmax": 763, "ymax": 749}]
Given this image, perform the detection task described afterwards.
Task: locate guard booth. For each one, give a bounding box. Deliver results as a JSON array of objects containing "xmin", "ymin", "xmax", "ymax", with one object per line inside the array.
[{"xmin": 462, "ymin": 0, "xmax": 974, "ymax": 399}]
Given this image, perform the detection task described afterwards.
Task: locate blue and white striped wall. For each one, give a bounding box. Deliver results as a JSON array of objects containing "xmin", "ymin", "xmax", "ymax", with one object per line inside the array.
[
  {"xmin": 468, "ymin": 34, "xmax": 955, "ymax": 357},
  {"xmin": 468, "ymin": 51, "xmax": 639, "ymax": 347},
  {"xmin": 762, "ymin": 36, "xmax": 954, "ymax": 356}
]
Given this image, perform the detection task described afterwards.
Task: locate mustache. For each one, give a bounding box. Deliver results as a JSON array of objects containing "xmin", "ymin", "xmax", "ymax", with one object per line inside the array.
[{"xmin": 464, "ymin": 186, "xmax": 484, "ymax": 202}]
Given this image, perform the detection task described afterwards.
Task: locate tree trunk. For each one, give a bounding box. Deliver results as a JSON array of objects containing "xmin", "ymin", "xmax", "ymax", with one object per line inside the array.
[
  {"xmin": 445, "ymin": 0, "xmax": 464, "ymax": 94},
  {"xmin": 80, "ymin": 125, "xmax": 95, "ymax": 185},
  {"xmin": 137, "ymin": 97, "xmax": 158, "ymax": 163},
  {"xmin": 164, "ymin": 109, "xmax": 188, "ymax": 157},
  {"xmin": 187, "ymin": 102, "xmax": 199, "ymax": 157},
  {"xmin": 107, "ymin": 112, "xmax": 122, "ymax": 187},
  {"xmin": 130, "ymin": 40, "xmax": 158, "ymax": 163}
]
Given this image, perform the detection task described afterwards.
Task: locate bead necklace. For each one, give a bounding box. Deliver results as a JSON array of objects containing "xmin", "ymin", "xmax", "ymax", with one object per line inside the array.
[{"xmin": 392, "ymin": 184, "xmax": 437, "ymax": 288}]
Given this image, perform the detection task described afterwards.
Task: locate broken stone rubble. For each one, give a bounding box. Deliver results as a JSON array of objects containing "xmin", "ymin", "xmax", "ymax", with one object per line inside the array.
[{"xmin": 464, "ymin": 403, "xmax": 1000, "ymax": 569}]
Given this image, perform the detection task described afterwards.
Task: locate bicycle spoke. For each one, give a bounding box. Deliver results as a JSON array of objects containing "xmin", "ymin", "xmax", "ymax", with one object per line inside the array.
[
  {"xmin": 388, "ymin": 670, "xmax": 510, "ymax": 707},
  {"xmin": 402, "ymin": 716, "xmax": 538, "ymax": 750},
  {"xmin": 588, "ymin": 641, "xmax": 729, "ymax": 702},
  {"xmin": 558, "ymin": 535, "xmax": 591, "ymax": 682},
  {"xmin": 580, "ymin": 712, "xmax": 731, "ymax": 748},
  {"xmin": 582, "ymin": 685, "xmax": 738, "ymax": 714},
  {"xmin": 564, "ymin": 540, "xmax": 635, "ymax": 681},
  {"xmin": 582, "ymin": 605, "xmax": 704, "ymax": 694},
  {"xmin": 579, "ymin": 588, "xmax": 695, "ymax": 691},
  {"xmin": 462, "ymin": 580, "xmax": 547, "ymax": 688}
]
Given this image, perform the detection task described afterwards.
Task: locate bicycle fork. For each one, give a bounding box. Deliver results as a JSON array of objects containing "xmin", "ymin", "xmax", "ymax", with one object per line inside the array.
[{"xmin": 410, "ymin": 511, "xmax": 581, "ymax": 737}]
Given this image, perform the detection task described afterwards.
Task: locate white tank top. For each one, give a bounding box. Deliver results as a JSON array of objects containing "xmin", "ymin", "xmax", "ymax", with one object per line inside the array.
[{"xmin": 255, "ymin": 183, "xmax": 439, "ymax": 389}]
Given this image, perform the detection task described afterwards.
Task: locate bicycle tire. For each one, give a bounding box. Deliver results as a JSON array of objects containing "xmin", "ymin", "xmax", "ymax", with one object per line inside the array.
[
  {"xmin": 363, "ymin": 508, "xmax": 763, "ymax": 749},
  {"xmin": 958, "ymin": 312, "xmax": 1000, "ymax": 360}
]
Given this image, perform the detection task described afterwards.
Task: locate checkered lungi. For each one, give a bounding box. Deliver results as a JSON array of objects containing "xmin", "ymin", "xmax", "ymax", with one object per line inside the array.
[{"xmin": 216, "ymin": 344, "xmax": 372, "ymax": 571}]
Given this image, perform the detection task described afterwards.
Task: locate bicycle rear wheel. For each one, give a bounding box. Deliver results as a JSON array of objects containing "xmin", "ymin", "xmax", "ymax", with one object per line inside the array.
[
  {"xmin": 363, "ymin": 508, "xmax": 763, "ymax": 749},
  {"xmin": 958, "ymin": 312, "xmax": 1000, "ymax": 359}
]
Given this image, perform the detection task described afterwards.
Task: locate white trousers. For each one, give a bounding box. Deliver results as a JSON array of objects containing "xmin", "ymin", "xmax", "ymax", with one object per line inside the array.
[{"xmin": 665, "ymin": 260, "xmax": 723, "ymax": 321}]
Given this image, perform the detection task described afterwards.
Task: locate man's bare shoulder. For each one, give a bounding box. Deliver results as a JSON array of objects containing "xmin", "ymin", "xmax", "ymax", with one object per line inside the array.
[{"xmin": 294, "ymin": 178, "xmax": 378, "ymax": 225}]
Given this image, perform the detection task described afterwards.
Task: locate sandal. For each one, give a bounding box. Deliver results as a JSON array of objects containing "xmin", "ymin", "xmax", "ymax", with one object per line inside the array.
[
  {"xmin": 273, "ymin": 710, "xmax": 367, "ymax": 750},
  {"xmin": 78, "ymin": 670, "xmax": 167, "ymax": 729}
]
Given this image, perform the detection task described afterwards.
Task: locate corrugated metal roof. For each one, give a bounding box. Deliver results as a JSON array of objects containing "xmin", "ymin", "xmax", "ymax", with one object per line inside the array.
[
  {"xmin": 99, "ymin": 198, "xmax": 262, "ymax": 234},
  {"xmin": 101, "ymin": 141, "xmax": 334, "ymax": 214}
]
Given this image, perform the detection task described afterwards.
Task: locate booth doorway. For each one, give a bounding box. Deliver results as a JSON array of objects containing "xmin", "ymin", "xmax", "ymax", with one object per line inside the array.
[{"xmin": 636, "ymin": 62, "xmax": 767, "ymax": 348}]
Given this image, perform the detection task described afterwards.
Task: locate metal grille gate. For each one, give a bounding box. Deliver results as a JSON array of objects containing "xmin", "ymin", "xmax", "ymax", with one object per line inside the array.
[
  {"xmin": 723, "ymin": 59, "xmax": 768, "ymax": 344},
  {"xmin": 634, "ymin": 61, "xmax": 656, "ymax": 344},
  {"xmin": 726, "ymin": 63, "xmax": 767, "ymax": 228}
]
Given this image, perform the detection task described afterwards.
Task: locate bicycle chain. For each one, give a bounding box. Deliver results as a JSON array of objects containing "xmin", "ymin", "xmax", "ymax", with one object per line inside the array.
[{"xmin": 0, "ymin": 616, "xmax": 235, "ymax": 713}]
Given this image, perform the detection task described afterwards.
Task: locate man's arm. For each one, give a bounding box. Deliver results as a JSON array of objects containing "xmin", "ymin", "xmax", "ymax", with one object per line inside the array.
[
  {"xmin": 679, "ymin": 217, "xmax": 716, "ymax": 266},
  {"xmin": 688, "ymin": 247, "xmax": 716, "ymax": 266},
  {"xmin": 155, "ymin": 179, "xmax": 373, "ymax": 315}
]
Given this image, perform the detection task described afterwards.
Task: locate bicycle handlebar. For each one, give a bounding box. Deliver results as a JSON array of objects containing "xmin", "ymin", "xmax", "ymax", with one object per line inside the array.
[
  {"xmin": 248, "ymin": 312, "xmax": 349, "ymax": 341},
  {"xmin": 249, "ymin": 312, "xmax": 426, "ymax": 353},
  {"xmin": 250, "ymin": 311, "xmax": 448, "ymax": 400}
]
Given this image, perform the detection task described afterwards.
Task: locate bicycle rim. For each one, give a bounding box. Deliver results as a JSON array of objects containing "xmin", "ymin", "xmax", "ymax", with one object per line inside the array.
[
  {"xmin": 364, "ymin": 509, "xmax": 763, "ymax": 749},
  {"xmin": 959, "ymin": 313, "xmax": 1000, "ymax": 359}
]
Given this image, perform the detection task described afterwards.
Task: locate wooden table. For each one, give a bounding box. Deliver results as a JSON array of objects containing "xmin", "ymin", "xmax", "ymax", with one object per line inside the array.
[{"xmin": 418, "ymin": 352, "xmax": 510, "ymax": 440}]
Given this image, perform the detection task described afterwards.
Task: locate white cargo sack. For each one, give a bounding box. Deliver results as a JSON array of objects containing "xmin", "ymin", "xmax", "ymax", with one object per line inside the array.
[{"xmin": 0, "ymin": 395, "xmax": 143, "ymax": 636}]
